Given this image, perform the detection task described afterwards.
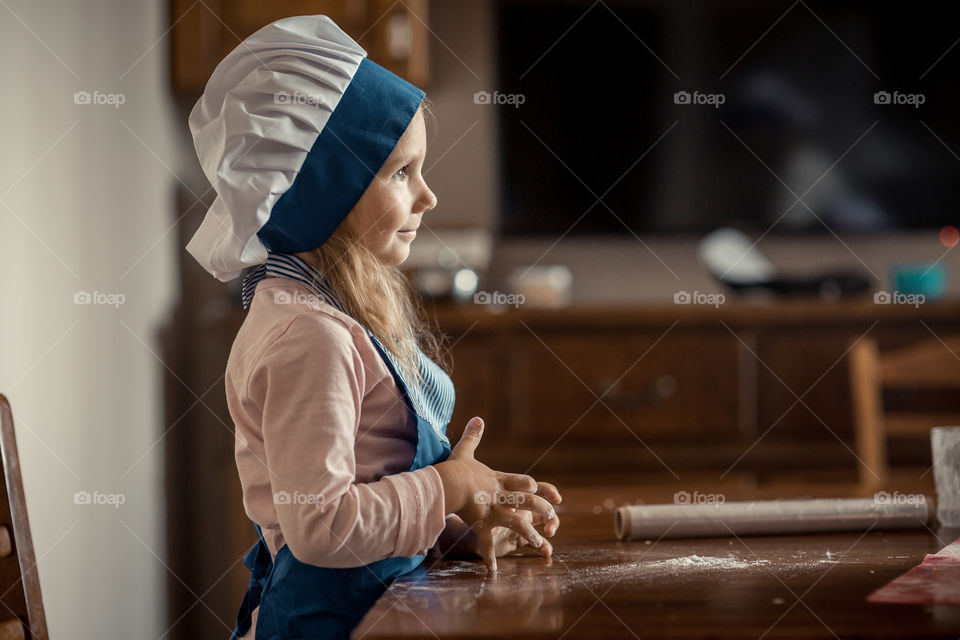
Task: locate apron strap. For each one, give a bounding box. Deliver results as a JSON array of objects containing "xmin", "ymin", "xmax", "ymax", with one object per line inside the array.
[{"xmin": 231, "ymin": 523, "xmax": 273, "ymax": 639}]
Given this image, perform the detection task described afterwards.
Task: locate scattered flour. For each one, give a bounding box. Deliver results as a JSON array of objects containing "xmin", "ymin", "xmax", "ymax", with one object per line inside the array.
[
  {"xmin": 422, "ymin": 560, "xmax": 484, "ymax": 578},
  {"xmin": 557, "ymin": 554, "xmax": 773, "ymax": 591},
  {"xmin": 643, "ymin": 554, "xmax": 770, "ymax": 571}
]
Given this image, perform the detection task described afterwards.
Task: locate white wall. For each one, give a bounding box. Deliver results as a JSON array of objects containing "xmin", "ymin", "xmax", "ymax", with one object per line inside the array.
[
  {"xmin": 0, "ymin": 0, "xmax": 179, "ymax": 636},
  {"xmin": 423, "ymin": 0, "xmax": 500, "ymax": 231}
]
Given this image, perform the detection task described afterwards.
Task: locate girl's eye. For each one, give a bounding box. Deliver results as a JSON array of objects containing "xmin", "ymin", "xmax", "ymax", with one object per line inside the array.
[{"xmin": 393, "ymin": 166, "xmax": 409, "ymax": 181}]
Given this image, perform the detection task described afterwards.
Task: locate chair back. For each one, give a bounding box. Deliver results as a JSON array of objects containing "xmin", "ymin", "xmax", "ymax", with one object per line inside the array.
[{"xmin": 0, "ymin": 395, "xmax": 48, "ymax": 640}]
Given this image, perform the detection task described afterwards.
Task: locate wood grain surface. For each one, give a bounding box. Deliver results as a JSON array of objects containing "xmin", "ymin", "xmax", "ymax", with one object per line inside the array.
[{"xmin": 354, "ymin": 483, "xmax": 960, "ymax": 639}]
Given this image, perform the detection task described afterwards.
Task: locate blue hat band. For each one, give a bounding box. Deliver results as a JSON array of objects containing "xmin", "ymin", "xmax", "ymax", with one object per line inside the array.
[{"xmin": 257, "ymin": 57, "xmax": 425, "ymax": 253}]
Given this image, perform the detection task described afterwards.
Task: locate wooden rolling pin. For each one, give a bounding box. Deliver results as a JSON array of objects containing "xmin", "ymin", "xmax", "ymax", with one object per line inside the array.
[{"xmin": 615, "ymin": 497, "xmax": 931, "ymax": 541}]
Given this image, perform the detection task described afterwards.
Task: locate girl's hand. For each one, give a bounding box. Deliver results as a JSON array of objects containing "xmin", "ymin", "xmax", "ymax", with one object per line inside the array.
[
  {"xmin": 460, "ymin": 493, "xmax": 562, "ymax": 566},
  {"xmin": 436, "ymin": 505, "xmax": 562, "ymax": 563},
  {"xmin": 486, "ymin": 480, "xmax": 562, "ymax": 559},
  {"xmin": 487, "ymin": 508, "xmax": 557, "ymax": 559},
  {"xmin": 435, "ymin": 417, "xmax": 562, "ymax": 572}
]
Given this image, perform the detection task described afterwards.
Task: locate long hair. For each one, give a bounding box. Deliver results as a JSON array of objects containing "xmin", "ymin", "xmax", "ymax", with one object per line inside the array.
[{"xmin": 299, "ymin": 98, "xmax": 451, "ymax": 387}]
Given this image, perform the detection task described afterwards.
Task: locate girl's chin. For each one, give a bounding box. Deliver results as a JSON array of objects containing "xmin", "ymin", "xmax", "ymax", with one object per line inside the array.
[{"xmin": 375, "ymin": 245, "xmax": 410, "ymax": 267}]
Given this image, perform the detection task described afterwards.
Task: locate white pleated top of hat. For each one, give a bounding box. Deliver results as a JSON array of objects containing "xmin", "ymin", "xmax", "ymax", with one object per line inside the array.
[{"xmin": 186, "ymin": 16, "xmax": 367, "ymax": 282}]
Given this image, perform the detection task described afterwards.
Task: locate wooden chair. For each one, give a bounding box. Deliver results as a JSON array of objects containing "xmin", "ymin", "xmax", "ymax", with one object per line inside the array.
[
  {"xmin": 849, "ymin": 335, "xmax": 960, "ymax": 494},
  {"xmin": 0, "ymin": 395, "xmax": 48, "ymax": 640}
]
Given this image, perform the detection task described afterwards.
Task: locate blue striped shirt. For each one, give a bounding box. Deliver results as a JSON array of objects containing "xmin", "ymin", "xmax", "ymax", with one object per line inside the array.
[{"xmin": 241, "ymin": 253, "xmax": 454, "ymax": 442}]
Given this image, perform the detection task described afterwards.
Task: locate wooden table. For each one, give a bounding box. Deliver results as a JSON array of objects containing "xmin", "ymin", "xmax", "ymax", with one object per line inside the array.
[{"xmin": 353, "ymin": 483, "xmax": 960, "ymax": 639}]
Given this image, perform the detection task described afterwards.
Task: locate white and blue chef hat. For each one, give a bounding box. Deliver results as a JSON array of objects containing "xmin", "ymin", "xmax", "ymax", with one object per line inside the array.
[{"xmin": 186, "ymin": 15, "xmax": 426, "ymax": 281}]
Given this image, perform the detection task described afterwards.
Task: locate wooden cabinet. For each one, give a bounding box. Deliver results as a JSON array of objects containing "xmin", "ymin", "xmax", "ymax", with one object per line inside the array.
[
  {"xmin": 169, "ymin": 0, "xmax": 430, "ymax": 94},
  {"xmin": 428, "ymin": 302, "xmax": 960, "ymax": 479},
  {"xmin": 510, "ymin": 330, "xmax": 741, "ymax": 443}
]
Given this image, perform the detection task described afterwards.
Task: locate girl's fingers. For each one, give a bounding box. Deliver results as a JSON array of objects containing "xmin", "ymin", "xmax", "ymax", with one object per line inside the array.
[
  {"xmin": 452, "ymin": 417, "xmax": 484, "ymax": 459},
  {"xmin": 544, "ymin": 512, "xmax": 560, "ymax": 537},
  {"xmin": 534, "ymin": 537, "xmax": 553, "ymax": 557},
  {"xmin": 494, "ymin": 507, "xmax": 544, "ymax": 550},
  {"xmin": 477, "ymin": 528, "xmax": 497, "ymax": 572},
  {"xmin": 534, "ymin": 507, "xmax": 559, "ymax": 536},
  {"xmin": 502, "ymin": 491, "xmax": 557, "ymax": 522},
  {"xmin": 535, "ymin": 481, "xmax": 563, "ymax": 505},
  {"xmin": 500, "ymin": 472, "xmax": 537, "ymax": 492},
  {"xmin": 500, "ymin": 476, "xmax": 563, "ymax": 507},
  {"xmin": 531, "ymin": 509, "xmax": 560, "ymax": 537},
  {"xmin": 516, "ymin": 530, "xmax": 553, "ymax": 557},
  {"xmin": 496, "ymin": 527, "xmax": 522, "ymax": 556}
]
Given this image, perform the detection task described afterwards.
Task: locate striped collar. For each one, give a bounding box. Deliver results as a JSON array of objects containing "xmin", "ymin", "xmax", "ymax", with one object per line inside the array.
[{"xmin": 241, "ymin": 253, "xmax": 346, "ymax": 312}]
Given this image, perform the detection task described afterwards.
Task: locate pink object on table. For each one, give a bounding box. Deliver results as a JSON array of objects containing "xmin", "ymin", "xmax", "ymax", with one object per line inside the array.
[{"xmin": 867, "ymin": 536, "xmax": 960, "ymax": 605}]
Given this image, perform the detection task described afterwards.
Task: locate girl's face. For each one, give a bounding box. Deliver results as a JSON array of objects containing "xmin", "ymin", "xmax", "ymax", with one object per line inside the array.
[{"xmin": 343, "ymin": 108, "xmax": 437, "ymax": 266}]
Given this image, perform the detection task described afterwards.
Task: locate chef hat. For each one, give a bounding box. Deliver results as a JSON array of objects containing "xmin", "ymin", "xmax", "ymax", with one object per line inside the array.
[{"xmin": 186, "ymin": 15, "xmax": 426, "ymax": 282}]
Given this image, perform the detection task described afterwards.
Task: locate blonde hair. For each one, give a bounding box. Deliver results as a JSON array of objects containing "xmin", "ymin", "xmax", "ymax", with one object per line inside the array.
[{"xmin": 299, "ymin": 97, "xmax": 451, "ymax": 387}]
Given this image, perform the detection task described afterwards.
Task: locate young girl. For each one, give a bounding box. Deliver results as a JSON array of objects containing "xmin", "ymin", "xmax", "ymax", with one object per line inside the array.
[{"xmin": 185, "ymin": 15, "xmax": 563, "ymax": 639}]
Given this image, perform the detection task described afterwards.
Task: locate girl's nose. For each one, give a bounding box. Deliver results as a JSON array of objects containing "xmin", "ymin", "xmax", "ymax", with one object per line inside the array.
[{"xmin": 418, "ymin": 184, "xmax": 438, "ymax": 214}]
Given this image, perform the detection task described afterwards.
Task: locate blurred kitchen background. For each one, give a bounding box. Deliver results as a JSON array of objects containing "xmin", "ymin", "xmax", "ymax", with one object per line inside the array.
[{"xmin": 1, "ymin": 0, "xmax": 959, "ymax": 637}]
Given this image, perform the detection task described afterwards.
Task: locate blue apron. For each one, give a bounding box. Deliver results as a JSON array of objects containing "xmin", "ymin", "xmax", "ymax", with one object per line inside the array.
[{"xmin": 230, "ymin": 331, "xmax": 453, "ymax": 640}]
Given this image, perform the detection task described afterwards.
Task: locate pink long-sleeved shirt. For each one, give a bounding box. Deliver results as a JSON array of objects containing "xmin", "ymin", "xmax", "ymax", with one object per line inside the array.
[{"xmin": 226, "ymin": 276, "xmax": 449, "ymax": 635}]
